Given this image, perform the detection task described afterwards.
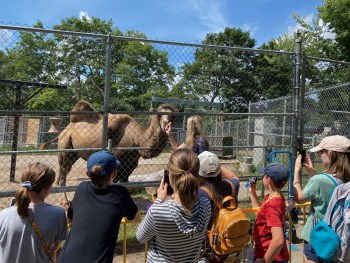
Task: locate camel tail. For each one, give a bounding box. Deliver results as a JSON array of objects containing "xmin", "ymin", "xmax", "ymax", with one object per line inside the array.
[{"xmin": 39, "ymin": 137, "xmax": 58, "ymax": 150}]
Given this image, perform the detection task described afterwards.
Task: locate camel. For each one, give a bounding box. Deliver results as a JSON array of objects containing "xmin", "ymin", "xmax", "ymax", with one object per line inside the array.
[{"xmin": 40, "ymin": 100, "xmax": 176, "ymax": 186}]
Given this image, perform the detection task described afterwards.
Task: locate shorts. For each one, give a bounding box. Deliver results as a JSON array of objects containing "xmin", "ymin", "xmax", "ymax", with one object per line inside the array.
[{"xmin": 303, "ymin": 241, "xmax": 319, "ymax": 262}]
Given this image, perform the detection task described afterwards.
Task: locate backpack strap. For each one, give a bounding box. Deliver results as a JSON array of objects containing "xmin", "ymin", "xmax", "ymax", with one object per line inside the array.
[
  {"xmin": 223, "ymin": 179, "xmax": 237, "ymax": 208},
  {"xmin": 200, "ymin": 186, "xmax": 214, "ymax": 200},
  {"xmin": 323, "ymin": 173, "xmax": 340, "ymax": 187},
  {"xmin": 200, "ymin": 179, "xmax": 237, "ymax": 208}
]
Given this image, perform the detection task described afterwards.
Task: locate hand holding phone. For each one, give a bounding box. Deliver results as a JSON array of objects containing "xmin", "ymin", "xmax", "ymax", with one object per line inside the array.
[{"xmin": 163, "ymin": 170, "xmax": 174, "ymax": 195}]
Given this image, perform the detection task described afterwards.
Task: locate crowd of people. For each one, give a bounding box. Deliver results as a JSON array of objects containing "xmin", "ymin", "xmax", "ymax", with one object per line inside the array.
[{"xmin": 0, "ymin": 113, "xmax": 349, "ymax": 263}]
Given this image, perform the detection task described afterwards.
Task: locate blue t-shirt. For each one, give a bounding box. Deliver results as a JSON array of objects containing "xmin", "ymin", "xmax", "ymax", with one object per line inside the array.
[{"xmin": 193, "ymin": 137, "xmax": 209, "ymax": 155}]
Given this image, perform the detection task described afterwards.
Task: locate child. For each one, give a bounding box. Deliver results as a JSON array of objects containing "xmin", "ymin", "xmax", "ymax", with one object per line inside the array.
[
  {"xmin": 136, "ymin": 148, "xmax": 211, "ymax": 262},
  {"xmin": 0, "ymin": 162, "xmax": 67, "ymax": 262},
  {"xmin": 58, "ymin": 150, "xmax": 141, "ymax": 263},
  {"xmin": 249, "ymin": 163, "xmax": 289, "ymax": 263}
]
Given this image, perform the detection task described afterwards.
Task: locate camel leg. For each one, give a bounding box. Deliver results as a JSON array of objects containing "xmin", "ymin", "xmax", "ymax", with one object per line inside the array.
[
  {"xmin": 116, "ymin": 152, "xmax": 139, "ymax": 183},
  {"xmin": 58, "ymin": 151, "xmax": 79, "ymax": 186}
]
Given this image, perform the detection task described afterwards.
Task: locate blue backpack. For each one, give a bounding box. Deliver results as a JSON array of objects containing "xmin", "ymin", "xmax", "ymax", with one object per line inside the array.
[{"xmin": 310, "ymin": 182, "xmax": 350, "ymax": 262}]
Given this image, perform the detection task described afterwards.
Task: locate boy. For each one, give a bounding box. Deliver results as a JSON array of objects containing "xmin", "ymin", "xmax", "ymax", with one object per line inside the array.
[
  {"xmin": 249, "ymin": 163, "xmax": 289, "ymax": 263},
  {"xmin": 58, "ymin": 150, "xmax": 141, "ymax": 263}
]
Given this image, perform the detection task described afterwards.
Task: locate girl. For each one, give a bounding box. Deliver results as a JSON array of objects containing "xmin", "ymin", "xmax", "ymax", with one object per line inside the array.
[
  {"xmin": 166, "ymin": 115, "xmax": 209, "ymax": 155},
  {"xmin": 0, "ymin": 162, "xmax": 67, "ymax": 263},
  {"xmin": 137, "ymin": 148, "xmax": 211, "ymax": 262}
]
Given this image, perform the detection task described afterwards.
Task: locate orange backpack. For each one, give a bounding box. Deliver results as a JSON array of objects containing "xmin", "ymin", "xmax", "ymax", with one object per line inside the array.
[{"xmin": 201, "ymin": 180, "xmax": 251, "ymax": 255}]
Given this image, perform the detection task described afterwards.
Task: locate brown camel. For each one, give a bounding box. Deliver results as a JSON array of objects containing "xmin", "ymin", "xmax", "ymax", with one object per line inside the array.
[{"xmin": 40, "ymin": 100, "xmax": 176, "ymax": 185}]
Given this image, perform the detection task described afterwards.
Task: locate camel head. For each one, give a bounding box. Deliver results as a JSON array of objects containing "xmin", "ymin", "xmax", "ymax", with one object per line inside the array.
[{"xmin": 155, "ymin": 104, "xmax": 176, "ymax": 131}]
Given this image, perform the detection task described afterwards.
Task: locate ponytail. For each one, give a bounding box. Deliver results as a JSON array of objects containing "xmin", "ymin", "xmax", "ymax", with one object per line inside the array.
[
  {"xmin": 167, "ymin": 149, "xmax": 200, "ymax": 214},
  {"xmin": 174, "ymin": 171, "xmax": 198, "ymax": 213},
  {"xmin": 15, "ymin": 162, "xmax": 55, "ymax": 218}
]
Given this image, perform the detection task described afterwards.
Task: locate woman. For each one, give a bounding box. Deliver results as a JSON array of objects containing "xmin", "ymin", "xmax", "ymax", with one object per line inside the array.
[
  {"xmin": 0, "ymin": 162, "xmax": 67, "ymax": 263},
  {"xmin": 137, "ymin": 148, "xmax": 211, "ymax": 262},
  {"xmin": 166, "ymin": 115, "xmax": 209, "ymax": 155},
  {"xmin": 197, "ymin": 151, "xmax": 240, "ymax": 263},
  {"xmin": 293, "ymin": 135, "xmax": 350, "ymax": 263}
]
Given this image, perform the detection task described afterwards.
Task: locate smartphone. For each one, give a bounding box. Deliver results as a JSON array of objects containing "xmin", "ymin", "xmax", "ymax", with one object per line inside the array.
[
  {"xmin": 299, "ymin": 149, "xmax": 306, "ymax": 165},
  {"xmin": 249, "ymin": 176, "xmax": 258, "ymax": 186},
  {"xmin": 163, "ymin": 170, "xmax": 174, "ymax": 195}
]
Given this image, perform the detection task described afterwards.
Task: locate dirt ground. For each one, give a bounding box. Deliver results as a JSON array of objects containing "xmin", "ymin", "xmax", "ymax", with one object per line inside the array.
[{"xmin": 112, "ymin": 218, "xmax": 305, "ymax": 263}]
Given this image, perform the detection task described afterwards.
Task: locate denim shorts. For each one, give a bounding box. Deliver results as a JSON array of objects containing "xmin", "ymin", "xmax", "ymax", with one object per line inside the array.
[{"xmin": 303, "ymin": 241, "xmax": 319, "ymax": 262}]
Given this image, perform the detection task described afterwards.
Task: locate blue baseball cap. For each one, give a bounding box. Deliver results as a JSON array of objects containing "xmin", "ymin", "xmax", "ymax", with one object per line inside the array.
[
  {"xmin": 258, "ymin": 163, "xmax": 289, "ymax": 183},
  {"xmin": 87, "ymin": 150, "xmax": 120, "ymax": 176}
]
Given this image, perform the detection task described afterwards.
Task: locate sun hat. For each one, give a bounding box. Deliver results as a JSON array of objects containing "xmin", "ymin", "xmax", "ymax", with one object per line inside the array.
[
  {"xmin": 310, "ymin": 135, "xmax": 350, "ymax": 153},
  {"xmin": 87, "ymin": 150, "xmax": 120, "ymax": 176},
  {"xmin": 198, "ymin": 151, "xmax": 221, "ymax": 178},
  {"xmin": 258, "ymin": 163, "xmax": 289, "ymax": 183}
]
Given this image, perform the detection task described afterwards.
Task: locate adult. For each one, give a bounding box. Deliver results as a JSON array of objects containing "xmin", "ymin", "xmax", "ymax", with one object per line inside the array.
[
  {"xmin": 197, "ymin": 151, "xmax": 240, "ymax": 263},
  {"xmin": 58, "ymin": 150, "xmax": 141, "ymax": 263},
  {"xmin": 166, "ymin": 115, "xmax": 209, "ymax": 155},
  {"xmin": 136, "ymin": 148, "xmax": 211, "ymax": 262},
  {"xmin": 293, "ymin": 135, "xmax": 350, "ymax": 263},
  {"xmin": 0, "ymin": 162, "xmax": 67, "ymax": 263}
]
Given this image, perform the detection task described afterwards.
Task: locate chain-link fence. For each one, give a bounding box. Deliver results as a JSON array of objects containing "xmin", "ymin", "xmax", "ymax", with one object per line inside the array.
[{"xmin": 0, "ymin": 24, "xmax": 349, "ymax": 207}]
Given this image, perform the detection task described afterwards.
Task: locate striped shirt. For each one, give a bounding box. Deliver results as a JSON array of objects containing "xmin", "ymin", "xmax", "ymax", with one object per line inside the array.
[{"xmin": 137, "ymin": 197, "xmax": 211, "ymax": 263}]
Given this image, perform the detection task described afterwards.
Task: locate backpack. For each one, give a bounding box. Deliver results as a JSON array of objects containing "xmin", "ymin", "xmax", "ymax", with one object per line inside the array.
[
  {"xmin": 310, "ymin": 182, "xmax": 350, "ymax": 262},
  {"xmin": 201, "ymin": 180, "xmax": 251, "ymax": 256}
]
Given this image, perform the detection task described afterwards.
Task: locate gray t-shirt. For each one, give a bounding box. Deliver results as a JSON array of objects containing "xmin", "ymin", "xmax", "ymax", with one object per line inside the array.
[{"xmin": 0, "ymin": 203, "xmax": 67, "ymax": 263}]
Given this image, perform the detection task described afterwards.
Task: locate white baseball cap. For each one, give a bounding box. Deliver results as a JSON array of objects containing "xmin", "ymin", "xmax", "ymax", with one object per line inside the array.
[
  {"xmin": 310, "ymin": 135, "xmax": 350, "ymax": 153},
  {"xmin": 198, "ymin": 151, "xmax": 221, "ymax": 178}
]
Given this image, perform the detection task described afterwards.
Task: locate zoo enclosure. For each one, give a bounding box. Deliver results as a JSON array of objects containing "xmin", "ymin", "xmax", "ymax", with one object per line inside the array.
[{"xmin": 0, "ymin": 24, "xmax": 349, "ymax": 206}]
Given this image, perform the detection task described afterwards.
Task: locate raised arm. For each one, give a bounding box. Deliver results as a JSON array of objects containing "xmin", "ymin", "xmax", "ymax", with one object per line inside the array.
[
  {"xmin": 293, "ymin": 155, "xmax": 308, "ymax": 204},
  {"xmin": 165, "ymin": 122, "xmax": 179, "ymax": 151},
  {"xmin": 249, "ymin": 184, "xmax": 261, "ymax": 208}
]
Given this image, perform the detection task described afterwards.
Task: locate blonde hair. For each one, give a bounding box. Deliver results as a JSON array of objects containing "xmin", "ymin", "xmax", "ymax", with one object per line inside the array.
[
  {"xmin": 185, "ymin": 115, "xmax": 206, "ymax": 150},
  {"xmin": 15, "ymin": 162, "xmax": 55, "ymax": 218},
  {"xmin": 329, "ymin": 151, "xmax": 350, "ymax": 182},
  {"xmin": 167, "ymin": 149, "xmax": 200, "ymax": 213}
]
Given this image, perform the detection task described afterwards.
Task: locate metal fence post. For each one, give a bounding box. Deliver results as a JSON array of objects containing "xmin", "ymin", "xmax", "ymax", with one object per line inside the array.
[
  {"xmin": 102, "ymin": 34, "xmax": 112, "ymax": 149},
  {"xmin": 291, "ymin": 30, "xmax": 302, "ymax": 198}
]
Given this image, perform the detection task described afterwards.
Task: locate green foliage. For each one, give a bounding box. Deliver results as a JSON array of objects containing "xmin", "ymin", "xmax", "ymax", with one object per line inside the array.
[
  {"xmin": 319, "ymin": 0, "xmax": 350, "ymax": 60},
  {"xmin": 177, "ymin": 27, "xmax": 259, "ymax": 113}
]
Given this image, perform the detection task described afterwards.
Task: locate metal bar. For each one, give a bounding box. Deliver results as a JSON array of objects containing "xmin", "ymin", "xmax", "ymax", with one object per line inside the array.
[
  {"xmin": 10, "ymin": 85, "xmax": 22, "ymax": 182},
  {"xmin": 291, "ymin": 31, "xmax": 302, "ymax": 199},
  {"xmin": 102, "ymin": 34, "xmax": 112, "ymax": 149},
  {"xmin": 305, "ymin": 108, "xmax": 350, "ymax": 115},
  {"xmin": 305, "ymin": 55, "xmax": 350, "ymax": 66},
  {"xmin": 0, "ymin": 110, "xmax": 295, "ymax": 117},
  {"xmin": 0, "ymin": 79, "xmax": 67, "ymax": 89},
  {"xmin": 0, "ymin": 25, "xmax": 294, "ymax": 55}
]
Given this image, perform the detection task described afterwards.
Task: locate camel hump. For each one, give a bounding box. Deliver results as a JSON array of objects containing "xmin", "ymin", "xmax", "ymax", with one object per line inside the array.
[{"xmin": 70, "ymin": 100, "xmax": 100, "ymax": 123}]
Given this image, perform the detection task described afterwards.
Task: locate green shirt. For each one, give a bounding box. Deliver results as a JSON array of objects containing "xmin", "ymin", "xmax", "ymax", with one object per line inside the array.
[{"xmin": 301, "ymin": 173, "xmax": 341, "ymax": 242}]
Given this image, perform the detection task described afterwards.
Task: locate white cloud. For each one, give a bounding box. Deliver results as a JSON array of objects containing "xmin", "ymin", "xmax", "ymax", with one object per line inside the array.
[
  {"xmin": 191, "ymin": 0, "xmax": 227, "ymax": 33},
  {"xmin": 318, "ymin": 19, "xmax": 335, "ymax": 40},
  {"xmin": 79, "ymin": 11, "xmax": 91, "ymax": 21},
  {"xmin": 158, "ymin": 0, "xmax": 228, "ymax": 40},
  {"xmin": 286, "ymin": 13, "xmax": 314, "ymax": 36},
  {"xmin": 241, "ymin": 23, "xmax": 259, "ymax": 36}
]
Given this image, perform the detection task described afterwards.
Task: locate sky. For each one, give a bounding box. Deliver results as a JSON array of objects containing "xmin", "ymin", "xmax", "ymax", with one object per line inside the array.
[{"xmin": 0, "ymin": 0, "xmax": 325, "ymax": 47}]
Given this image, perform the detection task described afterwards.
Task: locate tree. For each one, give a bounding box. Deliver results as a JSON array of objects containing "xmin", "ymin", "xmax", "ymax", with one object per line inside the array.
[
  {"xmin": 52, "ymin": 17, "xmax": 174, "ymax": 111},
  {"xmin": 318, "ymin": 0, "xmax": 350, "ymax": 60},
  {"xmin": 176, "ymin": 27, "xmax": 258, "ymax": 113}
]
